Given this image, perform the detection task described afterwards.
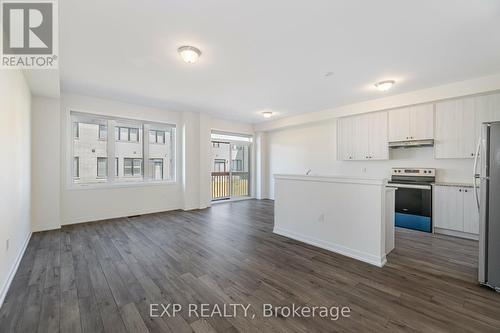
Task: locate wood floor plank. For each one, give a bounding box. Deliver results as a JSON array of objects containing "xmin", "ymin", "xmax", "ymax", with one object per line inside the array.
[{"xmin": 1, "ymin": 199, "xmax": 500, "ymax": 332}]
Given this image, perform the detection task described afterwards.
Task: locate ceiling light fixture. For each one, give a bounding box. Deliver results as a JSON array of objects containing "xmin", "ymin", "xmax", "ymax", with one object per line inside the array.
[
  {"xmin": 177, "ymin": 45, "xmax": 201, "ymax": 64},
  {"xmin": 374, "ymin": 80, "xmax": 395, "ymax": 91},
  {"xmin": 262, "ymin": 111, "xmax": 273, "ymax": 119}
]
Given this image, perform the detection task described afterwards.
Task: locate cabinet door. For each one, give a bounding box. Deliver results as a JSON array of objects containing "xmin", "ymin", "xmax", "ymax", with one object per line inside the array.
[
  {"xmin": 368, "ymin": 111, "xmax": 389, "ymax": 160},
  {"xmin": 435, "ymin": 98, "xmax": 475, "ymax": 158},
  {"xmin": 354, "ymin": 114, "xmax": 370, "ymax": 160},
  {"xmin": 433, "ymin": 186, "xmax": 463, "ymax": 231},
  {"xmin": 474, "ymin": 93, "xmax": 500, "ymax": 147},
  {"xmin": 388, "ymin": 107, "xmax": 410, "ymax": 142},
  {"xmin": 463, "ymin": 188, "xmax": 479, "ymax": 234},
  {"xmin": 409, "ymin": 104, "xmax": 434, "ymax": 140},
  {"xmin": 337, "ymin": 117, "xmax": 355, "ymax": 160}
]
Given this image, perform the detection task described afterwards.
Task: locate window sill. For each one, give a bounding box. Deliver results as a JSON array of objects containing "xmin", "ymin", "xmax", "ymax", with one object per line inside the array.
[{"xmin": 67, "ymin": 180, "xmax": 178, "ymax": 191}]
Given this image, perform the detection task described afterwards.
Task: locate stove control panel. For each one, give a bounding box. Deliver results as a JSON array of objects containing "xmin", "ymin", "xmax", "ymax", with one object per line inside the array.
[{"xmin": 391, "ymin": 168, "xmax": 435, "ymax": 177}]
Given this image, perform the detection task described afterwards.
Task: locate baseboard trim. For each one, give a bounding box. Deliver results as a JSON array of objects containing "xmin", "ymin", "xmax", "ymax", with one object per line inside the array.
[
  {"xmin": 273, "ymin": 227, "xmax": 386, "ymax": 267},
  {"xmin": 0, "ymin": 231, "xmax": 32, "ymax": 309},
  {"xmin": 31, "ymin": 224, "xmax": 61, "ymax": 233},
  {"xmin": 434, "ymin": 228, "xmax": 479, "ymax": 241}
]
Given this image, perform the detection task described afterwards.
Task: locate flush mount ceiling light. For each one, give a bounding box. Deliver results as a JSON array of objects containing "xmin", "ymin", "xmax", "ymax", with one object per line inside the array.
[
  {"xmin": 262, "ymin": 111, "xmax": 273, "ymax": 119},
  {"xmin": 177, "ymin": 45, "xmax": 201, "ymax": 64},
  {"xmin": 374, "ymin": 80, "xmax": 396, "ymax": 91}
]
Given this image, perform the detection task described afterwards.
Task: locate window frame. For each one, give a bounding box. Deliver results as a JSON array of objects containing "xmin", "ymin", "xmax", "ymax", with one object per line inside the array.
[{"xmin": 68, "ymin": 110, "xmax": 177, "ymax": 189}]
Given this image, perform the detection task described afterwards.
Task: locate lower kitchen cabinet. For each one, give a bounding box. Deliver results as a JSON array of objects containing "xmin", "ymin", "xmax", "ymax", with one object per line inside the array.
[{"xmin": 433, "ymin": 185, "xmax": 479, "ymax": 239}]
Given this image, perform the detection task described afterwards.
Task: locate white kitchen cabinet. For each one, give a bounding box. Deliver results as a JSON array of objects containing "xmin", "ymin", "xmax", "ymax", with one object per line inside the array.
[
  {"xmin": 337, "ymin": 111, "xmax": 388, "ymax": 161},
  {"xmin": 388, "ymin": 107, "xmax": 410, "ymax": 142},
  {"xmin": 474, "ymin": 93, "xmax": 500, "ymax": 144},
  {"xmin": 434, "ymin": 97, "xmax": 476, "ymax": 159},
  {"xmin": 388, "ymin": 104, "xmax": 434, "ymax": 142},
  {"xmin": 409, "ymin": 104, "xmax": 434, "ymax": 140},
  {"xmin": 463, "ymin": 188, "xmax": 480, "ymax": 234},
  {"xmin": 337, "ymin": 117, "xmax": 356, "ymax": 160},
  {"xmin": 435, "ymin": 93, "xmax": 500, "ymax": 159},
  {"xmin": 433, "ymin": 185, "xmax": 463, "ymax": 231},
  {"xmin": 433, "ymin": 185, "xmax": 479, "ymax": 237},
  {"xmin": 367, "ymin": 111, "xmax": 389, "ymax": 160}
]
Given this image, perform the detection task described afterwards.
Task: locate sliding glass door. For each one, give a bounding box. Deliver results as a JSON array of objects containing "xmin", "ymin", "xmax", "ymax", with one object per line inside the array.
[{"xmin": 211, "ymin": 132, "xmax": 251, "ymax": 201}]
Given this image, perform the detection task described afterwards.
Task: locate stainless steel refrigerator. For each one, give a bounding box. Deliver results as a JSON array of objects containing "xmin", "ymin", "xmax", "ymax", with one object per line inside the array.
[{"xmin": 474, "ymin": 121, "xmax": 500, "ymax": 291}]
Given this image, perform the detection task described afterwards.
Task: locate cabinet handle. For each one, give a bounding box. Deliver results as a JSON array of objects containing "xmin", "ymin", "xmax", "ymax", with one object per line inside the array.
[
  {"xmin": 464, "ymin": 189, "xmax": 468, "ymax": 193},
  {"xmin": 459, "ymin": 189, "xmax": 462, "ymax": 192},
  {"xmin": 471, "ymin": 153, "xmax": 474, "ymax": 156}
]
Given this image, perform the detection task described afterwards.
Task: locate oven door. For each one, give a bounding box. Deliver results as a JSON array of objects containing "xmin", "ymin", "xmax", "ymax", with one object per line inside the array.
[{"xmin": 388, "ymin": 183, "xmax": 432, "ymax": 232}]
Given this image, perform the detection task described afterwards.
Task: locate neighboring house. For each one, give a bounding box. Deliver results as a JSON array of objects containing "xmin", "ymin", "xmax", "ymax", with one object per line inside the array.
[{"xmin": 73, "ymin": 122, "xmax": 172, "ymax": 183}]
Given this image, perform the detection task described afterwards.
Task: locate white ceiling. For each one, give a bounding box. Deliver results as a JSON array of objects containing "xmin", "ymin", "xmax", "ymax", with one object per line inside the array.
[{"xmin": 60, "ymin": 0, "xmax": 500, "ymax": 123}]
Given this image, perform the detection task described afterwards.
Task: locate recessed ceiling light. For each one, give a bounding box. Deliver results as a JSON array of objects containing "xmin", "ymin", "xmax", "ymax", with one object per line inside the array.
[
  {"xmin": 324, "ymin": 71, "xmax": 334, "ymax": 77},
  {"xmin": 177, "ymin": 45, "xmax": 201, "ymax": 64},
  {"xmin": 374, "ymin": 80, "xmax": 395, "ymax": 91},
  {"xmin": 262, "ymin": 111, "xmax": 273, "ymax": 119}
]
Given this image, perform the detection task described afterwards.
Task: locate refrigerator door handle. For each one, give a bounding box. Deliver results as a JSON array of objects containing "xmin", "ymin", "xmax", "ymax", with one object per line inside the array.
[{"xmin": 473, "ymin": 139, "xmax": 481, "ymax": 211}]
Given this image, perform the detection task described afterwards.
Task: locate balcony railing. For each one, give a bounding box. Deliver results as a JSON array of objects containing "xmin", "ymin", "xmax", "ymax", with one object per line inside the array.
[{"xmin": 211, "ymin": 171, "xmax": 249, "ymax": 200}]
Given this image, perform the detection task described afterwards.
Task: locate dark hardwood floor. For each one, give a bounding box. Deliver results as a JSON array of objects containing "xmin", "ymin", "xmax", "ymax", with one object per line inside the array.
[{"xmin": 1, "ymin": 199, "xmax": 499, "ymax": 332}]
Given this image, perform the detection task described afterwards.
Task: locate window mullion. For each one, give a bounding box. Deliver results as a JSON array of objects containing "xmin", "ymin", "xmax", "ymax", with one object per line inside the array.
[
  {"xmin": 143, "ymin": 124, "xmax": 151, "ymax": 180},
  {"xmin": 107, "ymin": 119, "xmax": 116, "ymax": 182}
]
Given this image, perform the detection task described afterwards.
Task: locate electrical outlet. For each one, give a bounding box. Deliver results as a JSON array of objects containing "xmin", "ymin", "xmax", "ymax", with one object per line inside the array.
[
  {"xmin": 361, "ymin": 167, "xmax": 367, "ymax": 173},
  {"xmin": 6, "ymin": 239, "xmax": 10, "ymax": 251},
  {"xmin": 318, "ymin": 214, "xmax": 325, "ymax": 222}
]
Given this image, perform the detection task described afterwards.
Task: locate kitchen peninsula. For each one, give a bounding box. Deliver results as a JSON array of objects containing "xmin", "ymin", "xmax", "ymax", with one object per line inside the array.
[{"xmin": 274, "ymin": 174, "xmax": 395, "ymax": 267}]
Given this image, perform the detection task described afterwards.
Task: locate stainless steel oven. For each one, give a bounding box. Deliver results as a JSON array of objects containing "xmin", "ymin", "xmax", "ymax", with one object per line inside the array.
[{"xmin": 387, "ymin": 168, "xmax": 435, "ymax": 233}]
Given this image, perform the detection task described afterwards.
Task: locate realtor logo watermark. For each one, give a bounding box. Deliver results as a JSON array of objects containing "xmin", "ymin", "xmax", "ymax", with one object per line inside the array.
[{"xmin": 1, "ymin": 0, "xmax": 58, "ymax": 68}]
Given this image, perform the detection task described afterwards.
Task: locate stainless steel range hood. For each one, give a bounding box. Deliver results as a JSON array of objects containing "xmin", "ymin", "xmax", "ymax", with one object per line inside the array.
[{"xmin": 389, "ymin": 139, "xmax": 434, "ymax": 148}]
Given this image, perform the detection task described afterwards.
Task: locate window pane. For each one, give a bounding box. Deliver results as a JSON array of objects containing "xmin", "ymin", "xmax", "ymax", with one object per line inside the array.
[
  {"xmin": 120, "ymin": 127, "xmax": 129, "ymax": 141},
  {"xmin": 133, "ymin": 159, "xmax": 142, "ymax": 176},
  {"xmin": 73, "ymin": 157, "xmax": 79, "ymax": 178},
  {"xmin": 150, "ymin": 159, "xmax": 163, "ymax": 180},
  {"xmin": 115, "ymin": 157, "xmax": 119, "ymax": 177},
  {"xmin": 148, "ymin": 127, "xmax": 175, "ymax": 181},
  {"xmin": 72, "ymin": 118, "xmax": 108, "ymax": 184},
  {"xmin": 97, "ymin": 157, "xmax": 107, "ymax": 177},
  {"xmin": 124, "ymin": 158, "xmax": 133, "ymax": 176},
  {"xmin": 115, "ymin": 127, "xmax": 119, "ymax": 140},
  {"xmin": 99, "ymin": 124, "xmax": 107, "ymax": 140},
  {"xmin": 149, "ymin": 130, "xmax": 156, "ymax": 144},
  {"xmin": 129, "ymin": 128, "xmax": 139, "ymax": 142},
  {"xmin": 157, "ymin": 131, "xmax": 165, "ymax": 144}
]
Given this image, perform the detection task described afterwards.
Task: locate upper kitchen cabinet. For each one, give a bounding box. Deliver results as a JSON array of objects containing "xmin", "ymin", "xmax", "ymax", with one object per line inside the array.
[
  {"xmin": 337, "ymin": 111, "xmax": 388, "ymax": 161},
  {"xmin": 435, "ymin": 93, "xmax": 500, "ymax": 159},
  {"xmin": 435, "ymin": 97, "xmax": 475, "ymax": 158},
  {"xmin": 337, "ymin": 116, "xmax": 356, "ymax": 160},
  {"xmin": 388, "ymin": 104, "xmax": 434, "ymax": 142}
]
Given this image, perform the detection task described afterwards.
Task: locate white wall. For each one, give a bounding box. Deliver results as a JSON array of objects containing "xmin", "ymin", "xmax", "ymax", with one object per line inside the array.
[
  {"xmin": 265, "ymin": 119, "xmax": 473, "ymax": 199},
  {"xmin": 60, "ymin": 93, "xmax": 184, "ymax": 224},
  {"xmin": 28, "ymin": 93, "xmax": 255, "ymax": 228},
  {"xmin": 31, "ymin": 97, "xmax": 61, "ymax": 231},
  {"xmin": 0, "ymin": 70, "xmax": 32, "ymax": 305}
]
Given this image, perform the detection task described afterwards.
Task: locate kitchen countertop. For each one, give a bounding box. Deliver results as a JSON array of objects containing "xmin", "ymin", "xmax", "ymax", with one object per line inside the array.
[{"xmin": 432, "ymin": 181, "xmax": 475, "ymax": 188}]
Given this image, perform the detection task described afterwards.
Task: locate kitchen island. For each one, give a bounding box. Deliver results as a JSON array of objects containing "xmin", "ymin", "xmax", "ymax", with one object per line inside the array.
[{"xmin": 274, "ymin": 174, "xmax": 395, "ymax": 267}]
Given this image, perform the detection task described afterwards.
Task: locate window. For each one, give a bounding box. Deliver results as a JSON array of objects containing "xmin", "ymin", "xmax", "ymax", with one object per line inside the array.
[
  {"xmin": 73, "ymin": 157, "xmax": 79, "ymax": 178},
  {"xmin": 150, "ymin": 159, "xmax": 163, "ymax": 180},
  {"xmin": 149, "ymin": 130, "xmax": 165, "ymax": 144},
  {"xmin": 232, "ymin": 159, "xmax": 243, "ymax": 172},
  {"xmin": 124, "ymin": 158, "xmax": 142, "ymax": 176},
  {"xmin": 97, "ymin": 157, "xmax": 107, "ymax": 178},
  {"xmin": 117, "ymin": 126, "xmax": 140, "ymax": 142},
  {"xmin": 214, "ymin": 159, "xmax": 226, "ymax": 172},
  {"xmin": 71, "ymin": 112, "xmax": 175, "ymax": 186},
  {"xmin": 99, "ymin": 124, "xmax": 107, "ymax": 140}
]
